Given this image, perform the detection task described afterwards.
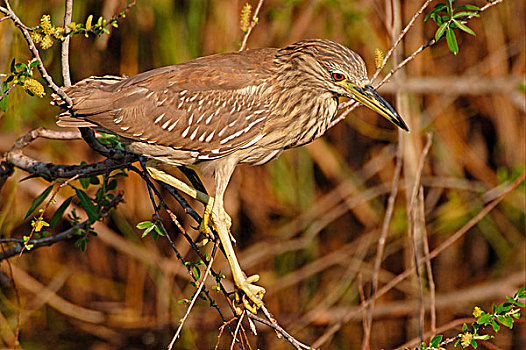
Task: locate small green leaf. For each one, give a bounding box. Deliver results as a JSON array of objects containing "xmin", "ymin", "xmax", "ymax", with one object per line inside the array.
[
  {"xmin": 107, "ymin": 179, "xmax": 117, "ymax": 191},
  {"xmin": 471, "ymin": 339, "xmax": 477, "ymax": 349},
  {"xmin": 136, "ymin": 221, "xmax": 153, "ymax": 229},
  {"xmin": 446, "ymin": 28, "xmax": 458, "ymax": 55},
  {"xmin": 453, "ymin": 20, "xmax": 476, "ymax": 36},
  {"xmin": 14, "ymin": 62, "xmax": 26, "ymax": 71},
  {"xmin": 435, "ymin": 22, "xmax": 449, "ymax": 41},
  {"xmin": 456, "ymin": 5, "xmax": 480, "ymax": 11},
  {"xmin": 49, "ymin": 196, "xmax": 73, "ymax": 228},
  {"xmin": 75, "ymin": 237, "xmax": 87, "ymax": 252},
  {"xmin": 75, "ymin": 188, "xmax": 98, "ymax": 222},
  {"xmin": 430, "ymin": 335, "xmax": 443, "ymax": 347},
  {"xmin": 497, "ymin": 315, "xmax": 513, "ymax": 328},
  {"xmin": 462, "ymin": 323, "xmax": 468, "ymax": 332},
  {"xmin": 0, "ymin": 81, "xmax": 8, "ymax": 112},
  {"xmin": 141, "ymin": 225, "xmax": 155, "ymax": 238},
  {"xmin": 452, "ymin": 11, "xmax": 479, "ymax": 19},
  {"xmin": 30, "ymin": 60, "xmax": 39, "ymax": 68},
  {"xmin": 79, "ymin": 177, "xmax": 90, "ymax": 189},
  {"xmin": 25, "ymin": 185, "xmax": 53, "ymax": 219},
  {"xmin": 154, "ymin": 224, "xmax": 166, "ymax": 237},
  {"xmin": 476, "ymin": 313, "xmax": 492, "ymax": 325}
]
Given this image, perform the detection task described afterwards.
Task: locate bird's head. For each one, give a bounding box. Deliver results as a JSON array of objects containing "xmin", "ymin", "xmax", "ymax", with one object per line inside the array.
[{"xmin": 278, "ymin": 39, "xmax": 409, "ymax": 131}]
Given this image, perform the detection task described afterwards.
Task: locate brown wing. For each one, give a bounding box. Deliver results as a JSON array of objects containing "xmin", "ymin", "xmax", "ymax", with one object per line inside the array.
[{"xmin": 59, "ymin": 48, "xmax": 277, "ymax": 158}]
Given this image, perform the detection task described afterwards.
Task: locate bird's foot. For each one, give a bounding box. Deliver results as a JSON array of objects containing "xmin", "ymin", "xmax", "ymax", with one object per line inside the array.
[
  {"xmin": 200, "ymin": 200, "xmax": 235, "ymax": 243},
  {"xmin": 234, "ymin": 273, "xmax": 266, "ymax": 314}
]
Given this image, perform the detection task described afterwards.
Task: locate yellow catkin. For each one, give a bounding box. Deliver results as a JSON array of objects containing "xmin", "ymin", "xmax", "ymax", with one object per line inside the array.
[
  {"xmin": 460, "ymin": 332, "xmax": 473, "ymax": 348},
  {"xmin": 40, "ymin": 14, "xmax": 53, "ymax": 34},
  {"xmin": 472, "ymin": 306, "xmax": 483, "ymax": 318},
  {"xmin": 240, "ymin": 3, "xmax": 252, "ymax": 32},
  {"xmin": 31, "ymin": 32, "xmax": 43, "ymax": 44},
  {"xmin": 40, "ymin": 35, "xmax": 54, "ymax": 49},
  {"xmin": 23, "ymin": 78, "xmax": 45, "ymax": 98},
  {"xmin": 53, "ymin": 27, "xmax": 65, "ymax": 39},
  {"xmin": 374, "ymin": 48, "xmax": 384, "ymax": 69}
]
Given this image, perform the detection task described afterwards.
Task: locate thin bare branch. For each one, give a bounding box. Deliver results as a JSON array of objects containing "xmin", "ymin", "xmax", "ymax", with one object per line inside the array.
[
  {"xmin": 61, "ymin": 0, "xmax": 73, "ymax": 87},
  {"xmin": 168, "ymin": 241, "xmax": 220, "ymax": 350},
  {"xmin": 371, "ymin": 0, "xmax": 434, "ymax": 82},
  {"xmin": 363, "ymin": 131, "xmax": 403, "ymax": 348}
]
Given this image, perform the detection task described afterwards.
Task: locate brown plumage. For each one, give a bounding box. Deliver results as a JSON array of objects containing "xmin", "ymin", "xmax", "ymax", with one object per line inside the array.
[{"xmin": 55, "ymin": 39, "xmax": 408, "ymax": 309}]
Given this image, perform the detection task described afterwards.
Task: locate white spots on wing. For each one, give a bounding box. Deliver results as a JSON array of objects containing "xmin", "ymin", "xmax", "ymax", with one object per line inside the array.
[
  {"xmin": 147, "ymin": 140, "xmax": 157, "ymax": 144},
  {"xmin": 220, "ymin": 129, "xmax": 244, "ymax": 144},
  {"xmin": 198, "ymin": 100, "xmax": 204, "ymax": 106},
  {"xmin": 161, "ymin": 120, "xmax": 171, "ymax": 130},
  {"xmin": 205, "ymin": 130, "xmax": 215, "ymax": 142},
  {"xmin": 139, "ymin": 137, "xmax": 147, "ymax": 141},
  {"xmin": 128, "ymin": 87, "xmax": 148, "ymax": 96},
  {"xmin": 218, "ymin": 125, "xmax": 229, "ymax": 137},
  {"xmin": 221, "ymin": 101, "xmax": 227, "ymax": 108},
  {"xmin": 219, "ymin": 116, "xmax": 266, "ymax": 145},
  {"xmin": 190, "ymin": 126, "xmax": 199, "ymax": 141},
  {"xmin": 167, "ymin": 120, "xmax": 179, "ymax": 131},
  {"xmin": 196, "ymin": 113, "xmax": 205, "ymax": 124},
  {"xmin": 182, "ymin": 126, "xmax": 191, "ymax": 138},
  {"xmin": 177, "ymin": 100, "xmax": 184, "ymax": 108},
  {"xmin": 243, "ymin": 116, "xmax": 266, "ymax": 133},
  {"xmin": 190, "ymin": 151, "xmax": 199, "ymax": 157},
  {"xmin": 229, "ymin": 120, "xmax": 237, "ymax": 127},
  {"xmin": 114, "ymin": 115, "xmax": 124, "ymax": 124},
  {"xmin": 133, "ymin": 132, "xmax": 143, "ymax": 137},
  {"xmin": 237, "ymin": 85, "xmax": 259, "ymax": 96},
  {"xmin": 180, "ymin": 90, "xmax": 187, "ymax": 96},
  {"xmin": 120, "ymin": 126, "xmax": 130, "ymax": 131},
  {"xmin": 246, "ymin": 114, "xmax": 253, "ymax": 120},
  {"xmin": 198, "ymin": 131, "xmax": 207, "ymax": 142},
  {"xmin": 154, "ymin": 113, "xmax": 165, "ymax": 124},
  {"xmin": 211, "ymin": 148, "xmax": 221, "ymax": 154},
  {"xmin": 241, "ymin": 133, "xmax": 264, "ymax": 148},
  {"xmin": 189, "ymin": 94, "xmax": 198, "ymax": 102},
  {"xmin": 188, "ymin": 114, "xmax": 193, "ymax": 125},
  {"xmin": 146, "ymin": 91, "xmax": 155, "ymax": 98},
  {"xmin": 253, "ymin": 109, "xmax": 265, "ymax": 114},
  {"xmin": 158, "ymin": 97, "xmax": 168, "ymax": 105}
]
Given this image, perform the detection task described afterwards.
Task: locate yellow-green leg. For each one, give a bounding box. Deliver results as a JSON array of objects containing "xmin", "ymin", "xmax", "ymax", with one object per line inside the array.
[{"xmin": 146, "ymin": 161, "xmax": 265, "ymax": 312}]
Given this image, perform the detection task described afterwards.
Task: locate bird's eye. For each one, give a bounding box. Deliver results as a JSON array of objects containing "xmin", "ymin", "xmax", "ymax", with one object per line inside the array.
[{"xmin": 332, "ymin": 73, "xmax": 345, "ymax": 81}]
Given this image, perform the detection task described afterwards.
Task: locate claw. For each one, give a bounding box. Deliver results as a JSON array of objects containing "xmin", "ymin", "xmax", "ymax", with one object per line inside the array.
[{"xmin": 234, "ymin": 275, "xmax": 266, "ymax": 314}]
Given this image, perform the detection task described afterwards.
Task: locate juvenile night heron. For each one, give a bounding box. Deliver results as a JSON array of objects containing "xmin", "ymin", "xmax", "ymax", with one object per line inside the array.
[{"xmin": 56, "ymin": 39, "xmax": 408, "ymax": 311}]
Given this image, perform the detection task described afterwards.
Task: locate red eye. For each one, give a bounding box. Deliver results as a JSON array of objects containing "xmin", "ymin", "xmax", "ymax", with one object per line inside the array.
[{"xmin": 332, "ymin": 73, "xmax": 345, "ymax": 81}]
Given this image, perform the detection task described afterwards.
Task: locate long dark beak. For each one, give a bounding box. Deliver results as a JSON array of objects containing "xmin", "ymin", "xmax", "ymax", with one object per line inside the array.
[{"xmin": 351, "ymin": 84, "xmax": 409, "ymax": 131}]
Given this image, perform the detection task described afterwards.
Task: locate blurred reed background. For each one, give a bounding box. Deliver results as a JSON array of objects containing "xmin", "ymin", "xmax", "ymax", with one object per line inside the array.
[{"xmin": 0, "ymin": 0, "xmax": 524, "ymax": 349}]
